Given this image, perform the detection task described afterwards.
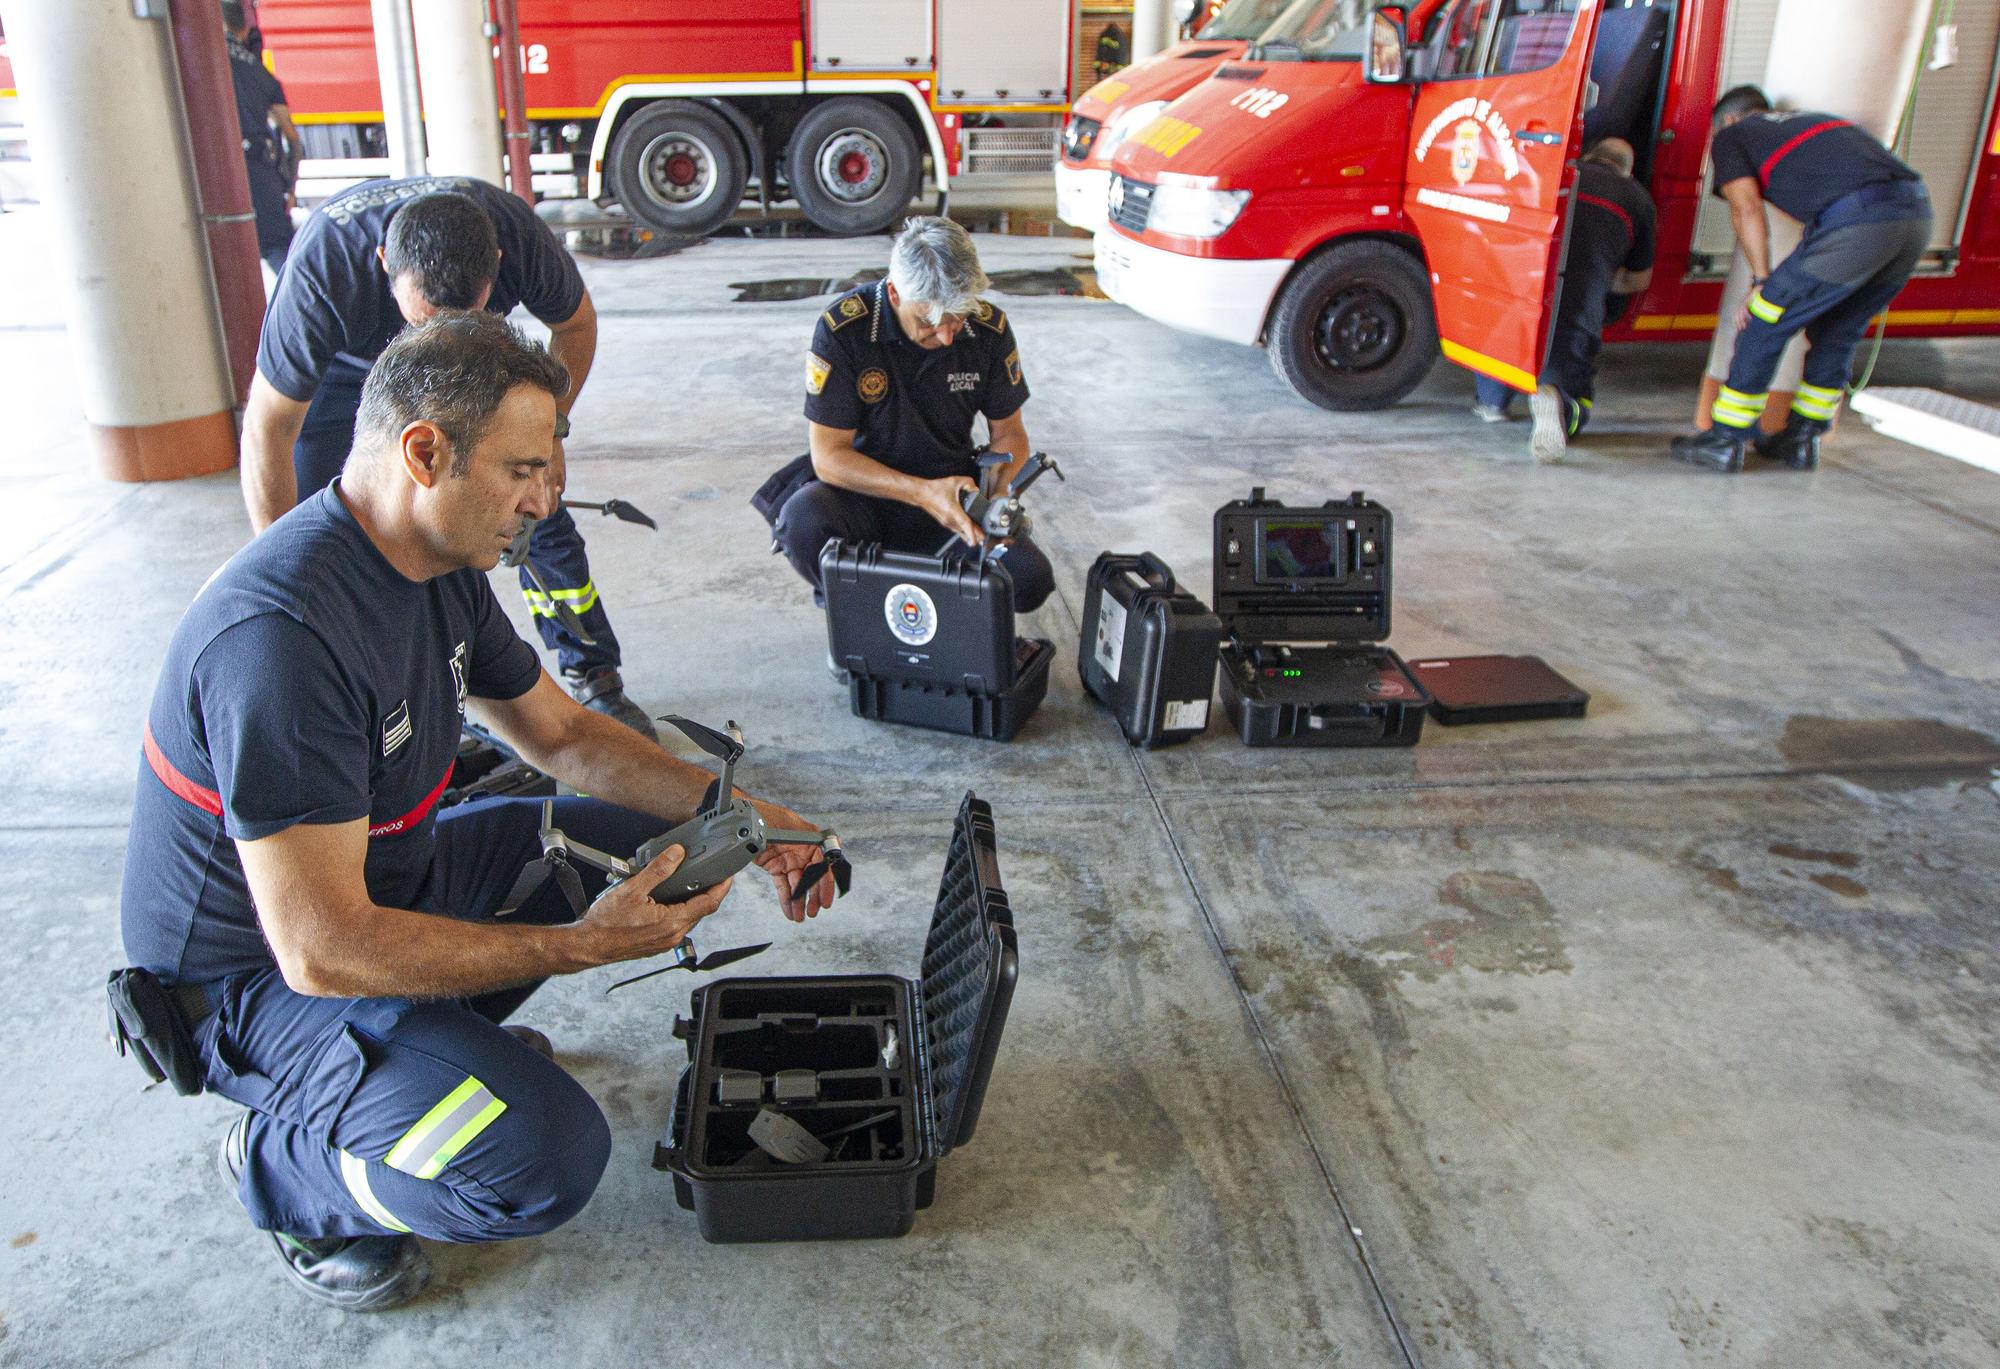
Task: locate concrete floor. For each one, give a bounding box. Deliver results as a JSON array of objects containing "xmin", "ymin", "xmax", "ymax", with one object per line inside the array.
[{"xmin": 3, "ymin": 206, "xmax": 1999, "ymax": 1368}]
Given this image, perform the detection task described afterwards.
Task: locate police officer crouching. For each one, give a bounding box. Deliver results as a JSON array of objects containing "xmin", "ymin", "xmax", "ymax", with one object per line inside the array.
[{"xmin": 757, "ymin": 217, "xmax": 1056, "ymax": 619}]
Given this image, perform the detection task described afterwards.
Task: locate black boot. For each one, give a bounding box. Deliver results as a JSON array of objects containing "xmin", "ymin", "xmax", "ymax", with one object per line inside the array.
[
  {"xmin": 1754, "ymin": 415, "xmax": 1827, "ymax": 470},
  {"xmin": 219, "ymin": 1112, "xmax": 432, "ymax": 1313},
  {"xmin": 1669, "ymin": 425, "xmax": 1749, "ymax": 473},
  {"xmin": 566, "ymin": 667, "xmax": 660, "ymax": 743}
]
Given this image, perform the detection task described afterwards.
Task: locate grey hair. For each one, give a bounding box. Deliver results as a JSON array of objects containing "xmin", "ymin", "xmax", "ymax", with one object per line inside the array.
[
  {"xmin": 887, "ymin": 216, "xmax": 989, "ymax": 325},
  {"xmin": 352, "ymin": 311, "xmax": 570, "ymax": 477}
]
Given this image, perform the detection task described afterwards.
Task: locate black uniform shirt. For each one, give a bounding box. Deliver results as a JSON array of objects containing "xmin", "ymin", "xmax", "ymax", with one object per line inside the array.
[
  {"xmin": 1710, "ymin": 111, "xmax": 1920, "ymax": 225},
  {"xmin": 802, "ymin": 282, "xmax": 1031, "ymax": 481},
  {"xmin": 226, "ymin": 36, "xmax": 286, "ymax": 149},
  {"xmin": 120, "ymin": 486, "xmax": 540, "ymax": 984},
  {"xmin": 1561, "ymin": 160, "xmax": 1656, "ymax": 332},
  {"xmin": 256, "ymin": 176, "xmax": 585, "ymax": 401}
]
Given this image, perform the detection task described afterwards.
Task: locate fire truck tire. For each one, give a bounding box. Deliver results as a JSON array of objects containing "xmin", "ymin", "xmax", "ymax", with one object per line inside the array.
[
  {"xmin": 608, "ymin": 102, "xmax": 749, "ymax": 238},
  {"xmin": 785, "ymin": 99, "xmax": 923, "ymax": 237},
  {"xmin": 1266, "ymin": 241, "xmax": 1439, "ymax": 411}
]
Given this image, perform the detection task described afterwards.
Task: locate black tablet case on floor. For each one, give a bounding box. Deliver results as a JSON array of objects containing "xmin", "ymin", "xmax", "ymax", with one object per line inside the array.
[{"xmin": 1405, "ymin": 655, "xmax": 1590, "ymax": 725}]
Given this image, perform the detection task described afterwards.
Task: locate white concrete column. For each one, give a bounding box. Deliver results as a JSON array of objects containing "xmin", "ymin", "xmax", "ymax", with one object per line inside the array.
[
  {"xmin": 6, "ymin": 0, "xmax": 235, "ymax": 480},
  {"xmin": 371, "ymin": 0, "xmax": 427, "ymax": 179},
  {"xmin": 1132, "ymin": 0, "xmax": 1176, "ymax": 63},
  {"xmin": 412, "ymin": 0, "xmax": 504, "ymax": 185}
]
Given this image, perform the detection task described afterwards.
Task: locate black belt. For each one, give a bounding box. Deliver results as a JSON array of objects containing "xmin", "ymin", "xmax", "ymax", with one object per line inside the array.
[{"xmin": 170, "ymin": 981, "xmax": 216, "ymax": 1027}]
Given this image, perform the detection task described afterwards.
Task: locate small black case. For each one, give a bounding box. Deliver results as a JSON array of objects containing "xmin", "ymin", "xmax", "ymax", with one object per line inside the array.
[
  {"xmin": 1405, "ymin": 655, "xmax": 1590, "ymax": 725},
  {"xmin": 822, "ymin": 540, "xmax": 1052, "ymax": 741},
  {"xmin": 1078, "ymin": 552, "xmax": 1223, "ymax": 748},
  {"xmin": 1212, "ymin": 489, "xmax": 1429, "ymax": 748},
  {"xmin": 655, "ymin": 792, "xmax": 1018, "ymax": 1243}
]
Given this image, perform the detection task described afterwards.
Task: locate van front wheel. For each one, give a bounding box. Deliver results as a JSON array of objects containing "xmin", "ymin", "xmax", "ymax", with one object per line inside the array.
[{"xmin": 1266, "ymin": 241, "xmax": 1438, "ymax": 411}]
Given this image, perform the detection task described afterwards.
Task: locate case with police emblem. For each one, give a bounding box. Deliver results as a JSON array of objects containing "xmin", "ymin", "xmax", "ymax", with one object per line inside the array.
[
  {"xmin": 820, "ymin": 541, "xmax": 1053, "ymax": 742},
  {"xmin": 1078, "ymin": 552, "xmax": 1223, "ymax": 748},
  {"xmin": 655, "ymin": 792, "xmax": 1017, "ymax": 1243},
  {"xmin": 1213, "ymin": 489, "xmax": 1429, "ymax": 748}
]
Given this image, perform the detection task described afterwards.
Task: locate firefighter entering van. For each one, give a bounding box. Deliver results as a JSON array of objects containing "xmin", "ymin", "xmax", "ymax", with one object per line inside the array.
[{"xmin": 1671, "ymin": 86, "xmax": 1931, "ymax": 474}]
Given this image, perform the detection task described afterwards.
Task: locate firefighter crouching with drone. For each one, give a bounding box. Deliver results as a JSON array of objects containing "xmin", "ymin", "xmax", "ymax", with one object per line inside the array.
[{"xmin": 111, "ymin": 313, "xmax": 842, "ymax": 1313}]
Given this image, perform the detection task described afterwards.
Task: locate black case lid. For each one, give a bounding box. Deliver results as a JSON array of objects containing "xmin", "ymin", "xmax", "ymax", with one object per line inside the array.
[
  {"xmin": 1212, "ymin": 489, "xmax": 1392, "ymax": 644},
  {"xmin": 919, "ymin": 791, "xmax": 1018, "ymax": 1154}
]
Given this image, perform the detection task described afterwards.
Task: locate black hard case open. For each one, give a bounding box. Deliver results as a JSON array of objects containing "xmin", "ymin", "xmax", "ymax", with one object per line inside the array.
[
  {"xmin": 655, "ymin": 793, "xmax": 1018, "ymax": 1243},
  {"xmin": 821, "ymin": 541, "xmax": 1052, "ymax": 742},
  {"xmin": 1212, "ymin": 490, "xmax": 1429, "ymax": 748},
  {"xmin": 1077, "ymin": 552, "xmax": 1224, "ymax": 748}
]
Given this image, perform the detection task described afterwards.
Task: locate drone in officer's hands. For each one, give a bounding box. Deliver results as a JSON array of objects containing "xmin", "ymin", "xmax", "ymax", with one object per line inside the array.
[
  {"xmin": 944, "ymin": 450, "xmax": 1064, "ymax": 557},
  {"xmin": 496, "ymin": 715, "xmax": 851, "ymax": 993},
  {"xmin": 501, "ymin": 495, "xmax": 658, "ymax": 644}
]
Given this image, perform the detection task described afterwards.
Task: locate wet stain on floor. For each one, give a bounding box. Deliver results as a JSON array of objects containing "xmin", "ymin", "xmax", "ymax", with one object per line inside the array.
[
  {"xmin": 1338, "ymin": 871, "xmax": 1572, "ymax": 988},
  {"xmin": 729, "ymin": 267, "xmax": 1106, "ymax": 304},
  {"xmin": 1811, "ymin": 873, "xmax": 1870, "ymax": 899},
  {"xmin": 1778, "ymin": 716, "xmax": 2000, "ymax": 791},
  {"xmin": 1769, "ymin": 843, "xmax": 1862, "ymax": 868}
]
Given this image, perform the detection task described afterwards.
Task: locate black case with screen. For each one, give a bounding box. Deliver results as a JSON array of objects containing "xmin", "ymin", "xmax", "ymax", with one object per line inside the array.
[
  {"xmin": 1213, "ymin": 489, "xmax": 1428, "ymax": 748},
  {"xmin": 821, "ymin": 541, "xmax": 1052, "ymax": 741},
  {"xmin": 655, "ymin": 792, "xmax": 1017, "ymax": 1243}
]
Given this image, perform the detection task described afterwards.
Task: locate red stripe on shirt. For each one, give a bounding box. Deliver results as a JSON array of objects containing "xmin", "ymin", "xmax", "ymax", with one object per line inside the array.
[
  {"xmin": 1759, "ymin": 120, "xmax": 1849, "ymax": 185},
  {"xmin": 144, "ymin": 723, "xmax": 224, "ymax": 817},
  {"xmin": 1576, "ymin": 192, "xmax": 1633, "ymax": 246},
  {"xmin": 366, "ymin": 763, "xmax": 455, "ymax": 838}
]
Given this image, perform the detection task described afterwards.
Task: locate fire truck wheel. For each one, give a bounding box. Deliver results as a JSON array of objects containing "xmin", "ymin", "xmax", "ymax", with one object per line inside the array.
[
  {"xmin": 786, "ymin": 99, "xmax": 923, "ymax": 237},
  {"xmin": 1266, "ymin": 240, "xmax": 1439, "ymax": 411},
  {"xmin": 608, "ymin": 102, "xmax": 750, "ymax": 238}
]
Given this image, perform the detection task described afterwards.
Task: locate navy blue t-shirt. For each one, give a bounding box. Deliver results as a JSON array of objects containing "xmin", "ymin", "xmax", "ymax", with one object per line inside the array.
[
  {"xmin": 802, "ymin": 282, "xmax": 1031, "ymax": 480},
  {"xmin": 121, "ymin": 486, "xmax": 541, "ymax": 984},
  {"xmin": 256, "ymin": 175, "xmax": 586, "ymax": 402},
  {"xmin": 227, "ymin": 37, "xmax": 286, "ymax": 146},
  {"xmin": 1710, "ymin": 111, "xmax": 1920, "ymax": 225},
  {"xmin": 1561, "ymin": 161, "xmax": 1656, "ymax": 334}
]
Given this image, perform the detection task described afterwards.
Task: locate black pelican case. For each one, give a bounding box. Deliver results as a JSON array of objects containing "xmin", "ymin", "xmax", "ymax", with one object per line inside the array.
[
  {"xmin": 1213, "ymin": 489, "xmax": 1429, "ymax": 748},
  {"xmin": 821, "ymin": 541, "xmax": 1053, "ymax": 741},
  {"xmin": 655, "ymin": 792, "xmax": 1018, "ymax": 1242},
  {"xmin": 1077, "ymin": 552, "xmax": 1223, "ymax": 748}
]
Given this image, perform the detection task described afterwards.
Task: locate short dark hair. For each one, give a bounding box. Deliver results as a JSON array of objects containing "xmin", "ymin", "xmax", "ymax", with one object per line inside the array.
[
  {"xmin": 1712, "ymin": 85, "xmax": 1771, "ymax": 131},
  {"xmin": 382, "ymin": 193, "xmax": 501, "ymax": 309},
  {"xmin": 353, "ymin": 312, "xmax": 570, "ymax": 476},
  {"xmin": 220, "ymin": 2, "xmax": 248, "ymax": 31}
]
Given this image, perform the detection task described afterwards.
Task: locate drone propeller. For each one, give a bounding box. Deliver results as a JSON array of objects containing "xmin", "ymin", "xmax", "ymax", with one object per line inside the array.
[
  {"xmin": 564, "ymin": 497, "xmax": 658, "ymax": 530},
  {"xmin": 658, "ymin": 714, "xmax": 744, "ymax": 763},
  {"xmin": 497, "ymin": 801, "xmax": 591, "ymax": 917},
  {"xmin": 603, "ymin": 940, "xmax": 773, "ymax": 993},
  {"xmin": 790, "ymin": 847, "xmax": 853, "ymax": 904}
]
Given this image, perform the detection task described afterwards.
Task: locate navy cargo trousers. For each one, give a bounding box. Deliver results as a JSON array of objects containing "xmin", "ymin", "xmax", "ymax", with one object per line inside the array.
[
  {"xmin": 198, "ymin": 795, "xmax": 668, "ymax": 1242},
  {"xmin": 295, "ymin": 357, "xmax": 624, "ymax": 681}
]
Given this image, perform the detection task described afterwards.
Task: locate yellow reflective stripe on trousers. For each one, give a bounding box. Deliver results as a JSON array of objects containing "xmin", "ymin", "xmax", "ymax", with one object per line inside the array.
[
  {"xmin": 1713, "ymin": 387, "xmax": 1766, "ymax": 427},
  {"xmin": 384, "ymin": 1076, "xmax": 507, "ymax": 1180},
  {"xmin": 1747, "ymin": 290, "xmax": 1785, "ymax": 324},
  {"xmin": 1793, "ymin": 382, "xmax": 1843, "ymax": 420},
  {"xmin": 339, "ymin": 1149, "xmax": 413, "ymax": 1233},
  {"xmin": 521, "ymin": 579, "xmax": 599, "ymax": 617}
]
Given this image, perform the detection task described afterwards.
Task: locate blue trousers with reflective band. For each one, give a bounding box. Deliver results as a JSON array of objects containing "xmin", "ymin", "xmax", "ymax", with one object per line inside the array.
[
  {"xmin": 295, "ymin": 357, "xmax": 622, "ymax": 678},
  {"xmin": 196, "ymin": 796, "xmax": 669, "ymax": 1242},
  {"xmin": 1717, "ymin": 183, "xmax": 1932, "ymax": 430}
]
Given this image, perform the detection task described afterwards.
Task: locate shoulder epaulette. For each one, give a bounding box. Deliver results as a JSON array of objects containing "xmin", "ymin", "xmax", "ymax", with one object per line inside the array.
[
  {"xmin": 969, "ymin": 299, "xmax": 1008, "ymax": 335},
  {"xmin": 823, "ymin": 293, "xmax": 871, "ymax": 333}
]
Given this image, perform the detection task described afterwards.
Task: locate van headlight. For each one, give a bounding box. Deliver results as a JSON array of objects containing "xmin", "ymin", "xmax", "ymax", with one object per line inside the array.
[
  {"xmin": 1098, "ymin": 100, "xmax": 1169, "ymax": 158},
  {"xmin": 1147, "ymin": 185, "xmax": 1252, "ymax": 238}
]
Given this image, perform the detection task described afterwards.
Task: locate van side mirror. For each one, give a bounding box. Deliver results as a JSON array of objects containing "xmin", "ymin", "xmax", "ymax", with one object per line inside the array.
[{"xmin": 1367, "ymin": 7, "xmax": 1409, "ymax": 84}]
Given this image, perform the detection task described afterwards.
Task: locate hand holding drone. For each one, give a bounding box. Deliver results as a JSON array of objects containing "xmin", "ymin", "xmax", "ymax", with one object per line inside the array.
[
  {"xmin": 496, "ymin": 716, "xmax": 851, "ymax": 992},
  {"xmin": 942, "ymin": 450, "xmax": 1065, "ymax": 556}
]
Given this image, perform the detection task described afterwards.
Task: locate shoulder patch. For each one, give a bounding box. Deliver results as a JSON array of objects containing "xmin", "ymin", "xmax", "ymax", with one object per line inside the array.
[
  {"xmin": 806, "ymin": 352, "xmax": 832, "ymax": 396},
  {"xmin": 858, "ymin": 368, "xmax": 890, "ymax": 404},
  {"xmin": 824, "ymin": 294, "xmax": 870, "ymax": 332},
  {"xmin": 971, "ymin": 300, "xmax": 1007, "ymax": 334},
  {"xmin": 1005, "ymin": 348, "xmax": 1023, "ymax": 387}
]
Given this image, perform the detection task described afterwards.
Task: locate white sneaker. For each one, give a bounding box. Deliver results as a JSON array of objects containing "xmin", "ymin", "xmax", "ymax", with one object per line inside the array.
[
  {"xmin": 1528, "ymin": 384, "xmax": 1568, "ymax": 464},
  {"xmin": 1472, "ymin": 403, "xmax": 1510, "ymax": 424}
]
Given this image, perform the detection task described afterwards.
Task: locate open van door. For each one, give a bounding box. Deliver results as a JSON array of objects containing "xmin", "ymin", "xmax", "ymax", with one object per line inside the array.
[{"xmin": 1396, "ymin": 0, "xmax": 1603, "ymax": 393}]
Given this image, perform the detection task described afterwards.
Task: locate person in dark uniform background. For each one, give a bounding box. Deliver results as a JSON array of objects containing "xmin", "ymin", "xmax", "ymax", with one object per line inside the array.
[
  {"xmin": 237, "ymin": 178, "xmax": 658, "ymax": 739},
  {"xmin": 1473, "ymin": 137, "xmax": 1655, "ymax": 463},
  {"xmin": 125, "ymin": 312, "xmax": 839, "ymax": 1310},
  {"xmin": 759, "ymin": 216, "xmax": 1055, "ymax": 615},
  {"xmin": 1672, "ymin": 85, "xmax": 1931, "ymax": 473},
  {"xmin": 222, "ymin": 1, "xmax": 300, "ymax": 275}
]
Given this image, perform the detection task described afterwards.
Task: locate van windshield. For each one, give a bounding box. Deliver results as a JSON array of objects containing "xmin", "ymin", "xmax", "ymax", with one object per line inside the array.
[
  {"xmin": 1199, "ymin": 0, "xmax": 1297, "ymax": 41},
  {"xmin": 1250, "ymin": 0, "xmax": 1373, "ymax": 60}
]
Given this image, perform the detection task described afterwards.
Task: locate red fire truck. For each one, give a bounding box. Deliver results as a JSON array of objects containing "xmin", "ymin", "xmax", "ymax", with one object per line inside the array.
[
  {"xmin": 253, "ymin": 0, "xmax": 1074, "ymax": 238},
  {"xmin": 1058, "ymin": 0, "xmax": 1295, "ymax": 233},
  {"xmin": 1092, "ymin": 0, "xmax": 2000, "ymax": 410}
]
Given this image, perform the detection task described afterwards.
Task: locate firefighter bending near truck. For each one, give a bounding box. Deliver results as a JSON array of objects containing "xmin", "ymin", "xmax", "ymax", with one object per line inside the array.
[
  {"xmin": 1671, "ymin": 86, "xmax": 1931, "ymax": 473},
  {"xmin": 120, "ymin": 313, "xmax": 840, "ymax": 1311},
  {"xmin": 1473, "ymin": 138, "xmax": 1655, "ymax": 463},
  {"xmin": 755, "ymin": 216, "xmax": 1056, "ymax": 617},
  {"xmin": 221, "ymin": 2, "xmax": 300, "ymax": 275},
  {"xmin": 238, "ymin": 178, "xmax": 659, "ymax": 740}
]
